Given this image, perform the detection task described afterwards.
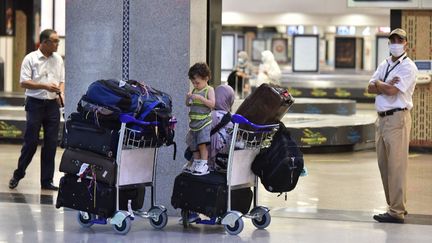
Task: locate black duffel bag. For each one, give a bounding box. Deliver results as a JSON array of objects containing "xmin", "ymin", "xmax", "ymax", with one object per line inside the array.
[{"xmin": 251, "ymin": 123, "xmax": 304, "ymax": 193}]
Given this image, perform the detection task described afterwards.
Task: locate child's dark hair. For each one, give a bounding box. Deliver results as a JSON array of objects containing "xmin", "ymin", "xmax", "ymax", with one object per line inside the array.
[{"xmin": 188, "ymin": 62, "xmax": 211, "ymax": 80}]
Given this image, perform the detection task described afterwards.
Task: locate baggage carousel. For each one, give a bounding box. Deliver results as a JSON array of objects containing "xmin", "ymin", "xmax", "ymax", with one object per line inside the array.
[
  {"xmin": 279, "ymin": 72, "xmax": 376, "ymax": 103},
  {"xmin": 233, "ymin": 98, "xmax": 376, "ymax": 153},
  {"xmin": 0, "ymin": 105, "xmax": 64, "ymax": 142},
  {"xmin": 0, "ymin": 92, "xmax": 64, "ymax": 143}
]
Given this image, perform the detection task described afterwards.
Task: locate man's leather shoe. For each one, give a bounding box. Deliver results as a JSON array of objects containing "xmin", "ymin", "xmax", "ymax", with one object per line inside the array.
[
  {"xmin": 41, "ymin": 183, "xmax": 59, "ymax": 191},
  {"xmin": 373, "ymin": 213, "xmax": 404, "ymax": 224},
  {"xmin": 8, "ymin": 177, "xmax": 20, "ymax": 189}
]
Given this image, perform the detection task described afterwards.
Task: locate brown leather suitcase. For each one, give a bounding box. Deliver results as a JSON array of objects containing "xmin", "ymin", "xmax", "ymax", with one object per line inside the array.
[{"xmin": 236, "ymin": 83, "xmax": 294, "ymax": 125}]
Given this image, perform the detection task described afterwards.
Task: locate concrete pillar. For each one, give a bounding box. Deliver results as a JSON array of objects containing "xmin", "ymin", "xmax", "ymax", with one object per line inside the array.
[{"xmin": 66, "ymin": 0, "xmax": 207, "ymax": 215}]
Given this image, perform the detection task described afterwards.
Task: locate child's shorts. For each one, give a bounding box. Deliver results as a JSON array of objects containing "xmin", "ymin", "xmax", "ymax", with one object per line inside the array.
[{"xmin": 186, "ymin": 124, "xmax": 211, "ymax": 151}]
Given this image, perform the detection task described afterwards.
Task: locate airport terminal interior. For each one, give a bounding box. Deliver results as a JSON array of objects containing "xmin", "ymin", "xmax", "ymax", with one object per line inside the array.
[{"xmin": 0, "ymin": 0, "xmax": 432, "ymax": 242}]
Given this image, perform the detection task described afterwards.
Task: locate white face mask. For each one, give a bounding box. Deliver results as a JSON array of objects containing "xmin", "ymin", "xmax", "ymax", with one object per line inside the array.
[{"xmin": 389, "ymin": 44, "xmax": 405, "ymax": 57}]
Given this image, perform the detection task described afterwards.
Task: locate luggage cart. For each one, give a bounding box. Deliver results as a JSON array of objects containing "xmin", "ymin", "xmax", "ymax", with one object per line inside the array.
[
  {"xmin": 76, "ymin": 114, "xmax": 173, "ymax": 234},
  {"xmin": 182, "ymin": 114, "xmax": 279, "ymax": 235}
]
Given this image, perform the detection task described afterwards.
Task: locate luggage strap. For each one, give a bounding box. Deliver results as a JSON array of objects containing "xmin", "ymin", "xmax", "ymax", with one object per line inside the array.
[
  {"xmin": 210, "ymin": 112, "xmax": 231, "ymax": 136},
  {"xmin": 277, "ymin": 192, "xmax": 288, "ymax": 201},
  {"xmin": 78, "ymin": 165, "xmax": 98, "ymax": 208},
  {"xmin": 138, "ymin": 100, "xmax": 161, "ymax": 120}
]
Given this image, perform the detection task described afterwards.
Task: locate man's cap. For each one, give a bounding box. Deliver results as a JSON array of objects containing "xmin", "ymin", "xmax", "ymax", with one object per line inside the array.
[{"xmin": 388, "ymin": 28, "xmax": 407, "ymax": 40}]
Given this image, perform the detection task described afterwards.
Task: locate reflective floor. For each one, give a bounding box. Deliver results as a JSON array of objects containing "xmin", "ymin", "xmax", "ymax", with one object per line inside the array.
[{"xmin": 1, "ymin": 144, "xmax": 431, "ymax": 243}]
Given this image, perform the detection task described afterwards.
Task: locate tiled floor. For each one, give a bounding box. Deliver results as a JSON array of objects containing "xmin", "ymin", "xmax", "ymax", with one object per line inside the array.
[{"xmin": 0, "ymin": 144, "xmax": 431, "ymax": 242}]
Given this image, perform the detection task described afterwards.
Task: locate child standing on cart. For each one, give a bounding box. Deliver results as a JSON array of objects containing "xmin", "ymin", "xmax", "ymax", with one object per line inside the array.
[{"xmin": 183, "ymin": 62, "xmax": 215, "ymax": 176}]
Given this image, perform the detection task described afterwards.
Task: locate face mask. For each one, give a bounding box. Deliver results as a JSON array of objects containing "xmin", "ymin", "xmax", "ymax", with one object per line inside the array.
[
  {"xmin": 389, "ymin": 44, "xmax": 405, "ymax": 57},
  {"xmin": 238, "ymin": 58, "xmax": 245, "ymax": 65}
]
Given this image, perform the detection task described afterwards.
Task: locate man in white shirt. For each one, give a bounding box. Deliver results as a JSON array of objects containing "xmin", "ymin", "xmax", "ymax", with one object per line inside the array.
[
  {"xmin": 367, "ymin": 28, "xmax": 417, "ymax": 223},
  {"xmin": 9, "ymin": 29, "xmax": 65, "ymax": 190}
]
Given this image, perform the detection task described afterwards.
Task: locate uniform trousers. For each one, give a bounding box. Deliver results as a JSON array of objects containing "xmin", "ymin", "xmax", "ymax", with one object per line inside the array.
[{"xmin": 375, "ymin": 110, "xmax": 411, "ymax": 219}]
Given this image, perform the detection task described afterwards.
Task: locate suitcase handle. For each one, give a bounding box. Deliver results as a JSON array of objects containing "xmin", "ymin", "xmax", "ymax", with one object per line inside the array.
[{"xmin": 270, "ymin": 87, "xmax": 295, "ymax": 106}]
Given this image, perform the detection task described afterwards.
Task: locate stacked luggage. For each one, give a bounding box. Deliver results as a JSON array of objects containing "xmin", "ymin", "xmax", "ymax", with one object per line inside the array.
[
  {"xmin": 238, "ymin": 83, "xmax": 304, "ymax": 195},
  {"xmin": 171, "ymin": 83, "xmax": 299, "ymax": 235},
  {"xmin": 56, "ymin": 79, "xmax": 175, "ymax": 234}
]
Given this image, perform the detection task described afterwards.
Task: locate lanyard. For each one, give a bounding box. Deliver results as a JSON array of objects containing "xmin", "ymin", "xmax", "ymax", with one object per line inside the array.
[{"xmin": 383, "ymin": 55, "xmax": 408, "ymax": 82}]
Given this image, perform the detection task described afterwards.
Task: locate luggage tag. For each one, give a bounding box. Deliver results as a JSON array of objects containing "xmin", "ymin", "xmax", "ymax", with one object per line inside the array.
[
  {"xmin": 76, "ymin": 163, "xmax": 90, "ymax": 182},
  {"xmin": 119, "ymin": 80, "xmax": 127, "ymax": 87}
]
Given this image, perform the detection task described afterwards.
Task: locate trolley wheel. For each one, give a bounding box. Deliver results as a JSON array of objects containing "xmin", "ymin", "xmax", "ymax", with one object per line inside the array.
[
  {"xmin": 112, "ymin": 216, "xmax": 132, "ymax": 235},
  {"xmin": 77, "ymin": 211, "xmax": 94, "ymax": 228},
  {"xmin": 252, "ymin": 212, "xmax": 271, "ymax": 229},
  {"xmin": 149, "ymin": 211, "xmax": 168, "ymax": 229},
  {"xmin": 224, "ymin": 217, "xmax": 244, "ymax": 235}
]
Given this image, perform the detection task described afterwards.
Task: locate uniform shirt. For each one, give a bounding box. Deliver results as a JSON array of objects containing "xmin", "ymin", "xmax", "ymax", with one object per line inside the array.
[
  {"xmin": 20, "ymin": 49, "xmax": 65, "ymax": 100},
  {"xmin": 369, "ymin": 53, "xmax": 417, "ymax": 112}
]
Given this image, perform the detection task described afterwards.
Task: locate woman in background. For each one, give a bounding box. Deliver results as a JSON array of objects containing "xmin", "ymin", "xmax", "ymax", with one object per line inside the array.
[{"xmin": 255, "ymin": 50, "xmax": 281, "ymax": 88}]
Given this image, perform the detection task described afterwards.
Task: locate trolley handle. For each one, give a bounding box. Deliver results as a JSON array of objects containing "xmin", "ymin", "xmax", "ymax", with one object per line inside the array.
[
  {"xmin": 231, "ymin": 114, "xmax": 279, "ymax": 130},
  {"xmin": 119, "ymin": 114, "xmax": 159, "ymax": 126}
]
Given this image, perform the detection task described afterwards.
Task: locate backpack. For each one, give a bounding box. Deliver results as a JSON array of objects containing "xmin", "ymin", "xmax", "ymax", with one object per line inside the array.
[
  {"xmin": 251, "ymin": 122, "xmax": 304, "ymax": 193},
  {"xmin": 85, "ymin": 79, "xmax": 143, "ymax": 117},
  {"xmin": 131, "ymin": 82, "xmax": 177, "ymax": 159}
]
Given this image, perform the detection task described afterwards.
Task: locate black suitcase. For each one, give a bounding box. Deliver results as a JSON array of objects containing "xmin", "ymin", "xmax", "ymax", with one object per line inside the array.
[
  {"xmin": 63, "ymin": 112, "xmax": 119, "ymax": 158},
  {"xmin": 59, "ymin": 148, "xmax": 116, "ymax": 186},
  {"xmin": 120, "ymin": 184, "xmax": 146, "ymax": 211},
  {"xmin": 56, "ymin": 174, "xmax": 145, "ymax": 217},
  {"xmin": 171, "ymin": 172, "xmax": 253, "ymax": 217},
  {"xmin": 231, "ymin": 188, "xmax": 253, "ymax": 214},
  {"xmin": 236, "ymin": 83, "xmax": 294, "ymax": 125},
  {"xmin": 171, "ymin": 172, "xmax": 227, "ymax": 217}
]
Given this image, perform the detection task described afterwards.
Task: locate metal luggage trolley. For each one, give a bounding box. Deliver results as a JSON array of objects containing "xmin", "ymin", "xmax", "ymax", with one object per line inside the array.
[
  {"xmin": 222, "ymin": 114, "xmax": 279, "ymax": 235},
  {"xmin": 185, "ymin": 114, "xmax": 279, "ymax": 235},
  {"xmin": 76, "ymin": 114, "xmax": 172, "ymax": 234}
]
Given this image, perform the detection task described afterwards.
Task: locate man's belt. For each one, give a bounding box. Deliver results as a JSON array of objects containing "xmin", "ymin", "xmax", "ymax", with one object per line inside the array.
[{"xmin": 378, "ymin": 108, "xmax": 407, "ymax": 117}]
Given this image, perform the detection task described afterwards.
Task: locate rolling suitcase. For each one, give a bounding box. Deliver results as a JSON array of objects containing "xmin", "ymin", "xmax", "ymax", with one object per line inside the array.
[
  {"xmin": 171, "ymin": 172, "xmax": 227, "ymax": 217},
  {"xmin": 56, "ymin": 174, "xmax": 146, "ymax": 217},
  {"xmin": 56, "ymin": 174, "xmax": 116, "ymax": 217},
  {"xmin": 120, "ymin": 184, "xmax": 146, "ymax": 210},
  {"xmin": 59, "ymin": 148, "xmax": 117, "ymax": 186},
  {"xmin": 171, "ymin": 172, "xmax": 253, "ymax": 217},
  {"xmin": 236, "ymin": 83, "xmax": 294, "ymax": 125},
  {"xmin": 63, "ymin": 112, "xmax": 119, "ymax": 158},
  {"xmin": 231, "ymin": 188, "xmax": 253, "ymax": 214}
]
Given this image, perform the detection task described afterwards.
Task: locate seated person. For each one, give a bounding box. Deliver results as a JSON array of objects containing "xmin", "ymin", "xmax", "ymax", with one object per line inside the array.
[
  {"xmin": 227, "ymin": 51, "xmax": 254, "ymax": 98},
  {"xmin": 208, "ymin": 85, "xmax": 235, "ymax": 172}
]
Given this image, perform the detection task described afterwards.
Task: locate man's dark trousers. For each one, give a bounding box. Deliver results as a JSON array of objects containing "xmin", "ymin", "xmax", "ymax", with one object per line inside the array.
[{"xmin": 13, "ymin": 97, "xmax": 60, "ymax": 185}]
